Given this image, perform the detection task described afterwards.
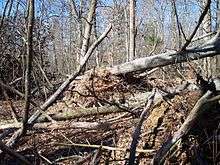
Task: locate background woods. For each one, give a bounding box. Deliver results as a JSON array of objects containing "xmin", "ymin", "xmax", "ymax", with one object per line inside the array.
[
  {"xmin": 1, "ymin": 0, "xmax": 220, "ymax": 85},
  {"xmin": 0, "ymin": 0, "xmax": 220, "ymax": 164}
]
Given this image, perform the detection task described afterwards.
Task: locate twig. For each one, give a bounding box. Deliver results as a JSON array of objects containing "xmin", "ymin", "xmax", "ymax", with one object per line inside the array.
[
  {"xmin": 38, "ymin": 152, "xmax": 53, "ymax": 164},
  {"xmin": 53, "ymin": 155, "xmax": 82, "ymax": 163},
  {"xmin": 86, "ymin": 79, "xmax": 137, "ymax": 116},
  {"xmin": 56, "ymin": 143, "xmax": 155, "ymax": 153},
  {"xmin": 90, "ymin": 147, "xmax": 102, "ymax": 165},
  {"xmin": 106, "ymin": 107, "xmax": 141, "ymax": 123},
  {"xmin": 9, "ymin": 77, "xmax": 22, "ymax": 85}
]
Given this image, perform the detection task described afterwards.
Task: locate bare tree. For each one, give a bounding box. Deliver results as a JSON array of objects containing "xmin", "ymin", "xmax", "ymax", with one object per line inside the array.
[
  {"xmin": 22, "ymin": 0, "xmax": 34, "ymax": 133},
  {"xmin": 80, "ymin": 0, "xmax": 97, "ymax": 66},
  {"xmin": 202, "ymin": 0, "xmax": 212, "ymax": 77},
  {"xmin": 129, "ymin": 0, "xmax": 136, "ymax": 61}
]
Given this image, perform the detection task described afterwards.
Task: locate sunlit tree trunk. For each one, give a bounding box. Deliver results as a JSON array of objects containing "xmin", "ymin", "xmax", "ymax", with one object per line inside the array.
[
  {"xmin": 80, "ymin": 0, "xmax": 97, "ymax": 66},
  {"xmin": 124, "ymin": 5, "xmax": 129, "ymax": 62},
  {"xmin": 202, "ymin": 0, "xmax": 212, "ymax": 77},
  {"xmin": 129, "ymin": 0, "xmax": 136, "ymax": 61},
  {"xmin": 69, "ymin": 0, "xmax": 83, "ymax": 66}
]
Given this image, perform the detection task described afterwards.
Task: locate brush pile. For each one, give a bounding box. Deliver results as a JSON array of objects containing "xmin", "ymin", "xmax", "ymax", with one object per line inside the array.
[{"xmin": 0, "ymin": 68, "xmax": 220, "ymax": 164}]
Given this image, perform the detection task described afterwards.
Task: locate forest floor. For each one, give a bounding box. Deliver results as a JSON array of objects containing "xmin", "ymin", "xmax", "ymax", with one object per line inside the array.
[{"xmin": 0, "ymin": 68, "xmax": 219, "ymax": 164}]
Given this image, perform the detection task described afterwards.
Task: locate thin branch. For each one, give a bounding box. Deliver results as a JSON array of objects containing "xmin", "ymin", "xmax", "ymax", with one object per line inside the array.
[
  {"xmin": 0, "ymin": 0, "xmax": 10, "ymax": 29},
  {"xmin": 171, "ymin": 0, "xmax": 182, "ymax": 49},
  {"xmin": 181, "ymin": 0, "xmax": 211, "ymax": 51},
  {"xmin": 85, "ymin": 78, "xmax": 137, "ymax": 116},
  {"xmin": 69, "ymin": 0, "xmax": 80, "ymax": 19},
  {"xmin": 56, "ymin": 143, "xmax": 155, "ymax": 154},
  {"xmin": 192, "ymin": 31, "xmax": 217, "ymax": 42}
]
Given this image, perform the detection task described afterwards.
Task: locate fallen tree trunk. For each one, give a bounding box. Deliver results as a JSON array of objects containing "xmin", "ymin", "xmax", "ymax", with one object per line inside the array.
[
  {"xmin": 108, "ymin": 32, "xmax": 220, "ymax": 75},
  {"xmin": 38, "ymin": 104, "xmax": 130, "ymax": 122},
  {"xmin": 0, "ymin": 92, "xmax": 152, "ymax": 130},
  {"xmin": 0, "ymin": 121, "xmax": 111, "ymax": 131}
]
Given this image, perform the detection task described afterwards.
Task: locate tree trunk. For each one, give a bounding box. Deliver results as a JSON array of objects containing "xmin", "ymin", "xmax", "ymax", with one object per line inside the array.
[
  {"xmin": 80, "ymin": 0, "xmax": 97, "ymax": 66},
  {"xmin": 23, "ymin": 0, "xmax": 34, "ymax": 132},
  {"xmin": 69, "ymin": 0, "xmax": 83, "ymax": 66},
  {"xmin": 216, "ymin": 0, "xmax": 220, "ymax": 75},
  {"xmin": 124, "ymin": 5, "xmax": 129, "ymax": 62},
  {"xmin": 129, "ymin": 0, "xmax": 136, "ymax": 61},
  {"xmin": 202, "ymin": 0, "xmax": 212, "ymax": 77}
]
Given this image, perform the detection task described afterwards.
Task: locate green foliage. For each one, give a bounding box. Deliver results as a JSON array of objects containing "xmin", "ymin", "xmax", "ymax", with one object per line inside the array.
[{"xmin": 144, "ymin": 34, "xmax": 162, "ymax": 46}]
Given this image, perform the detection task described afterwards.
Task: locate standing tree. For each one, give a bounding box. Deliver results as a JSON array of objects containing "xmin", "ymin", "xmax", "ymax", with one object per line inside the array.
[
  {"xmin": 80, "ymin": 0, "xmax": 97, "ymax": 66},
  {"xmin": 216, "ymin": 0, "xmax": 220, "ymax": 75},
  {"xmin": 69, "ymin": 0, "xmax": 84, "ymax": 67},
  {"xmin": 129, "ymin": 0, "xmax": 136, "ymax": 61},
  {"xmin": 202, "ymin": 0, "xmax": 212, "ymax": 77},
  {"xmin": 22, "ymin": 0, "xmax": 35, "ymax": 133}
]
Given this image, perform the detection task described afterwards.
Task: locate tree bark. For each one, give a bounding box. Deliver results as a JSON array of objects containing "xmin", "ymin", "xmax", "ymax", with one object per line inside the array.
[
  {"xmin": 202, "ymin": 0, "xmax": 212, "ymax": 77},
  {"xmin": 129, "ymin": 0, "xmax": 136, "ymax": 61},
  {"xmin": 80, "ymin": 0, "xmax": 97, "ymax": 65}
]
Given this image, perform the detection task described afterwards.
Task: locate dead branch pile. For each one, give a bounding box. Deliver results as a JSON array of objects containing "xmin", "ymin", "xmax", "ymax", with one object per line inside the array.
[
  {"xmin": 3, "ymin": 84, "xmax": 217, "ymax": 164},
  {"xmin": 0, "ymin": 65, "xmax": 219, "ymax": 164},
  {"xmin": 61, "ymin": 69, "xmax": 150, "ymax": 108}
]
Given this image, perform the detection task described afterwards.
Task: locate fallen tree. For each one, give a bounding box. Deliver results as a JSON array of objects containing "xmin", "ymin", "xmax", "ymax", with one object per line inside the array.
[{"xmin": 108, "ymin": 31, "xmax": 220, "ymax": 75}]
